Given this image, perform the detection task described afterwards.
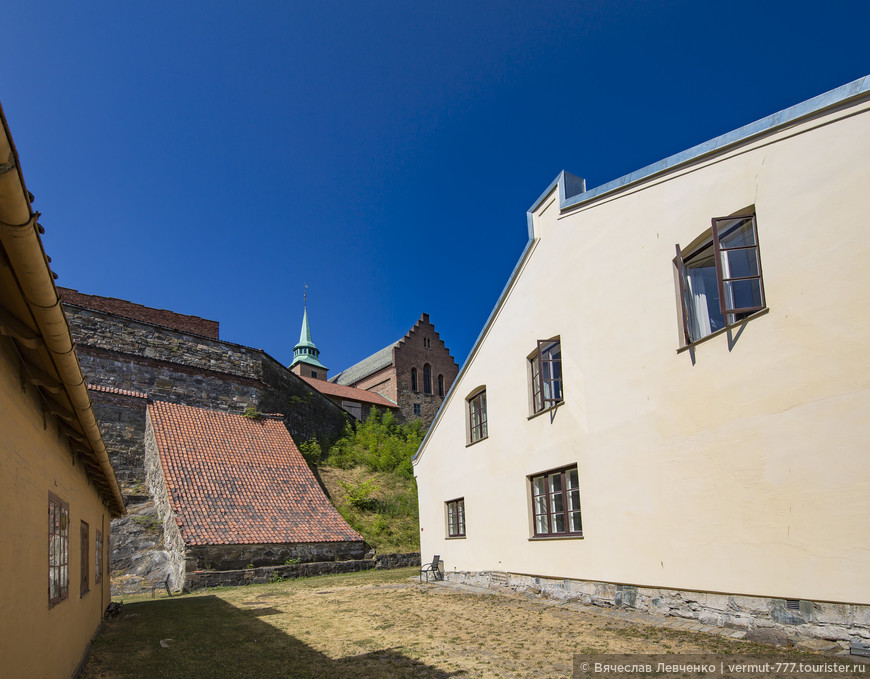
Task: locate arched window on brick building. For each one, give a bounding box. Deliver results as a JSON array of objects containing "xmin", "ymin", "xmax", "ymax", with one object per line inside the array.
[
  {"xmin": 411, "ymin": 367, "xmax": 418, "ymax": 392},
  {"xmin": 423, "ymin": 364, "xmax": 432, "ymax": 394},
  {"xmin": 438, "ymin": 374, "xmax": 444, "ymax": 397}
]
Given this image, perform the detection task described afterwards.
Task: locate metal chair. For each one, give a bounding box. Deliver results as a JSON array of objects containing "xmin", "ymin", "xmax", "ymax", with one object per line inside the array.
[{"xmin": 419, "ymin": 555, "xmax": 443, "ymax": 582}]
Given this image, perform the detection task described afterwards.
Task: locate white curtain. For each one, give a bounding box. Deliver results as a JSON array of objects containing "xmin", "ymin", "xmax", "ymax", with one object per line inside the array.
[{"xmin": 686, "ymin": 267, "xmax": 713, "ymax": 341}]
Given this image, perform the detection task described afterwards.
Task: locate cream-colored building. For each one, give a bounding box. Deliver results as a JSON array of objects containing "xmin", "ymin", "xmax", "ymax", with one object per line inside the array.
[
  {"xmin": 414, "ymin": 75, "xmax": 870, "ymax": 645},
  {"xmin": 0, "ymin": 104, "xmax": 126, "ymax": 677}
]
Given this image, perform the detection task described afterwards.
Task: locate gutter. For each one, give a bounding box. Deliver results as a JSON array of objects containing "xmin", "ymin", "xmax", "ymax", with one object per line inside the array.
[{"xmin": 0, "ymin": 101, "xmax": 125, "ymax": 516}]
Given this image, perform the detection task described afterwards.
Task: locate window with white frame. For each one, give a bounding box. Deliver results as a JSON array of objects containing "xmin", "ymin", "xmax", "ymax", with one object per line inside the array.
[
  {"xmin": 675, "ymin": 213, "xmax": 766, "ymax": 345},
  {"xmin": 530, "ymin": 465, "xmax": 582, "ymax": 537}
]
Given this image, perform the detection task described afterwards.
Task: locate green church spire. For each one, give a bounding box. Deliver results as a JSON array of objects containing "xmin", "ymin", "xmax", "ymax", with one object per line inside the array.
[{"xmin": 289, "ymin": 291, "xmax": 327, "ymax": 374}]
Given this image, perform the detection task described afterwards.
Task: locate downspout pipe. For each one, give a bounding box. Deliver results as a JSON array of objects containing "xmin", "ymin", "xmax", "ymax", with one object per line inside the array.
[{"xmin": 0, "ymin": 102, "xmax": 125, "ymax": 516}]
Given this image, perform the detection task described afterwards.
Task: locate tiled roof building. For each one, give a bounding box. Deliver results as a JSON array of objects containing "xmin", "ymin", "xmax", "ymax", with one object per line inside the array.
[
  {"xmin": 330, "ymin": 313, "xmax": 459, "ymax": 428},
  {"xmin": 300, "ymin": 375, "xmax": 398, "ymax": 422},
  {"xmin": 146, "ymin": 401, "xmax": 365, "ymax": 581}
]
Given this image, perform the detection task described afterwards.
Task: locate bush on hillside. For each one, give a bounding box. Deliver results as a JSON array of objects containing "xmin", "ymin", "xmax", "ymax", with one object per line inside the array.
[{"xmin": 326, "ymin": 409, "xmax": 424, "ymax": 477}]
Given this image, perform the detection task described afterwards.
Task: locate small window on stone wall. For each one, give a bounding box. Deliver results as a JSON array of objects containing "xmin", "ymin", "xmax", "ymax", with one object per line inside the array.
[
  {"xmin": 413, "ymin": 403, "xmax": 421, "ymax": 416},
  {"xmin": 423, "ymin": 364, "xmax": 432, "ymax": 394},
  {"xmin": 438, "ymin": 374, "xmax": 444, "ymax": 397},
  {"xmin": 411, "ymin": 367, "xmax": 418, "ymax": 392}
]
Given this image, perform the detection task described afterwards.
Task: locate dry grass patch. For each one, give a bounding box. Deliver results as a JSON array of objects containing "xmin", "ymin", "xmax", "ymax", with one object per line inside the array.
[{"xmin": 85, "ymin": 568, "xmax": 828, "ymax": 679}]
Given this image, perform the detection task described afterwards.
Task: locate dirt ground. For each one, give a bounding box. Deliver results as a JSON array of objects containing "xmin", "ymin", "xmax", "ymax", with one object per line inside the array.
[{"xmin": 83, "ymin": 568, "xmax": 826, "ymax": 679}]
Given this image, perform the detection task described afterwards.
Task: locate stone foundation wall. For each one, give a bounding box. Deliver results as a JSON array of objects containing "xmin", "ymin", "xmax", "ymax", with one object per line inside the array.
[
  {"xmin": 446, "ymin": 571, "xmax": 870, "ymax": 651},
  {"xmin": 184, "ymin": 552, "xmax": 422, "ymax": 590},
  {"xmin": 184, "ymin": 540, "xmax": 369, "ymax": 572}
]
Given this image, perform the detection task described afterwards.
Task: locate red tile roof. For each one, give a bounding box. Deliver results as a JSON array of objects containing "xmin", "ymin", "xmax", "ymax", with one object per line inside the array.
[
  {"xmin": 147, "ymin": 401, "xmax": 363, "ymax": 546},
  {"xmin": 300, "ymin": 376, "xmax": 398, "ymax": 409},
  {"xmin": 88, "ymin": 384, "xmax": 148, "ymax": 399}
]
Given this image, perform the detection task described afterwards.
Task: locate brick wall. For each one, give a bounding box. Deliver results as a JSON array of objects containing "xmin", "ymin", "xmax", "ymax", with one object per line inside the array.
[
  {"xmin": 352, "ymin": 365, "xmax": 398, "ymax": 404},
  {"xmin": 59, "ymin": 288, "xmax": 220, "ymax": 339},
  {"xmin": 393, "ymin": 314, "xmax": 459, "ymax": 428}
]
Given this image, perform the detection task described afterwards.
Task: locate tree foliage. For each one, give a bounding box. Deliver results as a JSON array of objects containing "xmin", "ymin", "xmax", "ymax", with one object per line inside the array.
[{"xmin": 326, "ymin": 408, "xmax": 424, "ymax": 477}]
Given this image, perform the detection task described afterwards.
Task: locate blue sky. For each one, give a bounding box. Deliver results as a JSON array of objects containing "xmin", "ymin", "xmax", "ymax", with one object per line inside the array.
[{"xmin": 2, "ymin": 1, "xmax": 868, "ymax": 373}]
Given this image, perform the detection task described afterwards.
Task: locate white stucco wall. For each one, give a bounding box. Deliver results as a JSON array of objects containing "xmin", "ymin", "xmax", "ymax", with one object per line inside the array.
[{"xmin": 415, "ymin": 93, "xmax": 870, "ymax": 605}]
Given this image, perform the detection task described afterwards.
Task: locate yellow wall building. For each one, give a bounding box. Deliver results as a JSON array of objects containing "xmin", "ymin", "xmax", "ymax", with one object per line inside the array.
[
  {"xmin": 414, "ymin": 75, "xmax": 870, "ymax": 647},
  {"xmin": 0, "ymin": 103, "xmax": 126, "ymax": 677}
]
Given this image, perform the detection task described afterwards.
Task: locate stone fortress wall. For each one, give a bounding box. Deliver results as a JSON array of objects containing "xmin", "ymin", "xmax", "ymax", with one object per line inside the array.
[{"xmin": 59, "ymin": 289, "xmax": 355, "ymax": 590}]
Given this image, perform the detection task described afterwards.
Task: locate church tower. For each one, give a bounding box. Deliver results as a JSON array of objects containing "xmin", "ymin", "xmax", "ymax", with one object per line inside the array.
[{"xmin": 289, "ymin": 302, "xmax": 328, "ymax": 380}]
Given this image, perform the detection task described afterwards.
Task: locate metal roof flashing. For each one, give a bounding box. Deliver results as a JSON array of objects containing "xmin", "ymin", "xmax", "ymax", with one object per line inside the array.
[{"xmin": 558, "ymin": 74, "xmax": 870, "ymax": 213}]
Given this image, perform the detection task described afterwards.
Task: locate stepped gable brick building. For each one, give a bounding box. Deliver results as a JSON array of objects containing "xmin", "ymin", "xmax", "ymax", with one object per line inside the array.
[
  {"xmin": 330, "ymin": 313, "xmax": 459, "ymax": 428},
  {"xmin": 287, "ymin": 303, "xmax": 401, "ymax": 421},
  {"xmin": 146, "ymin": 401, "xmax": 365, "ymax": 587},
  {"xmin": 0, "ymin": 101, "xmax": 125, "ymax": 679}
]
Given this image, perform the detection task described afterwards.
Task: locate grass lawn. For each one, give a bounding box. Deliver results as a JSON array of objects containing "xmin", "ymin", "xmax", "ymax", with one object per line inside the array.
[{"xmin": 83, "ymin": 567, "xmax": 830, "ymax": 679}]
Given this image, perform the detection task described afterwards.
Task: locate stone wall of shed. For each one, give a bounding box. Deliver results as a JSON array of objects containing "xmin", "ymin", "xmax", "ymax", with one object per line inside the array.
[{"xmin": 185, "ymin": 540, "xmax": 369, "ymax": 572}]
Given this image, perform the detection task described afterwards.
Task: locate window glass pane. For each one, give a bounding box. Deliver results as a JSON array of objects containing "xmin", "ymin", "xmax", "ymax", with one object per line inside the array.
[
  {"xmin": 548, "ymin": 473, "xmax": 562, "ymax": 494},
  {"xmin": 549, "ymin": 491, "xmax": 564, "ymax": 515},
  {"xmin": 724, "ymin": 279, "xmax": 763, "ymax": 311},
  {"xmin": 570, "ymin": 511, "xmax": 583, "ymax": 533},
  {"xmin": 535, "ymin": 514, "xmax": 548, "ymax": 534},
  {"xmin": 722, "ymin": 248, "xmax": 759, "ymax": 279},
  {"xmin": 533, "ymin": 477, "xmax": 547, "ymax": 497},
  {"xmin": 684, "ymin": 253, "xmax": 724, "ymax": 341},
  {"xmin": 568, "ymin": 489, "xmax": 581, "ymax": 512},
  {"xmin": 533, "ymin": 495, "xmax": 547, "ymax": 516},
  {"xmin": 567, "ymin": 468, "xmax": 579, "ymax": 489},
  {"xmin": 552, "ymin": 513, "xmax": 565, "ymax": 533},
  {"xmin": 718, "ymin": 217, "xmax": 756, "ymax": 248},
  {"xmin": 551, "ymin": 379, "xmax": 562, "ymax": 401}
]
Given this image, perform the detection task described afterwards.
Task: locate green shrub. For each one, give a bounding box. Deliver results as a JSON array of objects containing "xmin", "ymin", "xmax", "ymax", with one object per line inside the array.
[
  {"xmin": 326, "ymin": 409, "xmax": 423, "ymax": 476},
  {"xmin": 340, "ymin": 479, "xmax": 380, "ymax": 511}
]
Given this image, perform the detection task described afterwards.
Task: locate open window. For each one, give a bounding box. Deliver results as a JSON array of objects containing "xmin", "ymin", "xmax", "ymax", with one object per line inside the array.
[
  {"xmin": 675, "ymin": 213, "xmax": 765, "ymax": 345},
  {"xmin": 529, "ymin": 338, "xmax": 562, "ymax": 414}
]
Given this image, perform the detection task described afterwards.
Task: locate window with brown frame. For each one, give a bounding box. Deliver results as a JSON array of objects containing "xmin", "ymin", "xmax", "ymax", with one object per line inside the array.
[
  {"xmin": 446, "ymin": 498, "xmax": 466, "ymax": 538},
  {"xmin": 467, "ymin": 389, "xmax": 487, "ymax": 443},
  {"xmin": 530, "ymin": 466, "xmax": 582, "ymax": 537},
  {"xmin": 411, "ymin": 367, "xmax": 418, "ymax": 392},
  {"xmin": 675, "ymin": 213, "xmax": 765, "ymax": 345},
  {"xmin": 95, "ymin": 529, "xmax": 103, "ymax": 585},
  {"xmin": 423, "ymin": 363, "xmax": 432, "ymax": 394},
  {"xmin": 80, "ymin": 521, "xmax": 90, "ymax": 596},
  {"xmin": 48, "ymin": 493, "xmax": 69, "ymax": 607},
  {"xmin": 530, "ymin": 338, "xmax": 562, "ymax": 414}
]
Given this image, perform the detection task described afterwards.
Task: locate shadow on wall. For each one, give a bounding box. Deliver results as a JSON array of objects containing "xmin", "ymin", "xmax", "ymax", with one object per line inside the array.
[{"xmin": 84, "ymin": 595, "xmax": 462, "ymax": 679}]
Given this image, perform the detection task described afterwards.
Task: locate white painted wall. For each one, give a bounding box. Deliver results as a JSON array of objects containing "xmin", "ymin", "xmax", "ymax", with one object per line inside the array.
[{"xmin": 415, "ymin": 94, "xmax": 870, "ymax": 605}]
